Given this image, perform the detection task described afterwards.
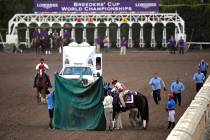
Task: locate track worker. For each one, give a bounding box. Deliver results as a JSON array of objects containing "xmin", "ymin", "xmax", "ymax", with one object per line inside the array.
[
  {"xmin": 120, "ymin": 36, "xmax": 128, "ymax": 55},
  {"xmin": 168, "ymin": 35, "xmax": 176, "ymax": 54},
  {"xmin": 193, "ymin": 69, "xmax": 205, "ymax": 92},
  {"xmin": 198, "ymin": 59, "xmax": 208, "ymax": 79},
  {"xmin": 166, "ymin": 93, "xmax": 176, "ymax": 129},
  {"xmin": 46, "ymin": 90, "xmax": 55, "ymax": 129},
  {"xmin": 170, "ymin": 78, "xmax": 185, "ymax": 106},
  {"xmin": 178, "ymin": 36, "xmax": 185, "ymax": 54},
  {"xmin": 149, "ymin": 73, "xmax": 167, "ymax": 104},
  {"xmin": 103, "ymin": 91, "xmax": 113, "ymax": 131}
]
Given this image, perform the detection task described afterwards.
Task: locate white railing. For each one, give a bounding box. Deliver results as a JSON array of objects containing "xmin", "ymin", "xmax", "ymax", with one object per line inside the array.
[
  {"xmin": 166, "ymin": 76, "xmax": 210, "ymax": 140},
  {"xmin": 187, "ymin": 42, "xmax": 210, "ymax": 50}
]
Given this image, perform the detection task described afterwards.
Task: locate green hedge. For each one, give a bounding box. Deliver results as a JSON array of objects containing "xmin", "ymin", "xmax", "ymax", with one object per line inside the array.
[{"xmin": 160, "ymin": 4, "xmax": 210, "ymax": 42}]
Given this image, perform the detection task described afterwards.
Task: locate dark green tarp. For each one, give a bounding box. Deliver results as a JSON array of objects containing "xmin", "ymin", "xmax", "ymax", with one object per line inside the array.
[{"xmin": 54, "ymin": 74, "xmax": 106, "ymax": 131}]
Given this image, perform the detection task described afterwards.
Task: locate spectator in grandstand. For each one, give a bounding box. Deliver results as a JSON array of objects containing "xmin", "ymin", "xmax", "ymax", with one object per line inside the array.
[
  {"xmin": 149, "ymin": 73, "xmax": 167, "ymax": 104},
  {"xmin": 178, "ymin": 36, "xmax": 185, "ymax": 54},
  {"xmin": 170, "ymin": 77, "xmax": 185, "ymax": 106},
  {"xmin": 166, "ymin": 93, "xmax": 176, "ymax": 129},
  {"xmin": 103, "ymin": 35, "xmax": 109, "ymax": 53},
  {"xmin": 168, "ymin": 35, "xmax": 176, "ymax": 54},
  {"xmin": 103, "ymin": 90, "xmax": 113, "ymax": 131},
  {"xmin": 198, "ymin": 59, "xmax": 208, "ymax": 79},
  {"xmin": 193, "ymin": 69, "xmax": 205, "ymax": 92},
  {"xmin": 46, "ymin": 90, "xmax": 55, "ymax": 129},
  {"xmin": 120, "ymin": 36, "xmax": 128, "ymax": 55}
]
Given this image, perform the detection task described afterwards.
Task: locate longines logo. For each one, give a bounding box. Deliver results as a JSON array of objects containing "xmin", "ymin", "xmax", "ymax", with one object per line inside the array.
[
  {"xmin": 135, "ymin": 3, "xmax": 157, "ymax": 9},
  {"xmin": 37, "ymin": 3, "xmax": 58, "ymax": 9}
]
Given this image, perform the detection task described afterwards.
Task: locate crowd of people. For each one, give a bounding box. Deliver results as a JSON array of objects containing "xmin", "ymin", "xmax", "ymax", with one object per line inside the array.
[
  {"xmin": 33, "ymin": 56, "xmax": 208, "ymax": 130},
  {"xmin": 103, "ymin": 59, "xmax": 208, "ymax": 131}
]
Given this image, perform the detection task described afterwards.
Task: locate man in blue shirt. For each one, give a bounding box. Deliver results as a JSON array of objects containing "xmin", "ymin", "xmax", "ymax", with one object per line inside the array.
[
  {"xmin": 193, "ymin": 69, "xmax": 205, "ymax": 92},
  {"xmin": 149, "ymin": 73, "xmax": 166, "ymax": 104},
  {"xmin": 166, "ymin": 93, "xmax": 176, "ymax": 129},
  {"xmin": 170, "ymin": 78, "xmax": 185, "ymax": 106},
  {"xmin": 47, "ymin": 90, "xmax": 55, "ymax": 129},
  {"xmin": 198, "ymin": 59, "xmax": 208, "ymax": 79}
]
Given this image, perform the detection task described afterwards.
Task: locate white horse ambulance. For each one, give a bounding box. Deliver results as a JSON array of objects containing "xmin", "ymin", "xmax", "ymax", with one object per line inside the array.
[{"xmin": 59, "ymin": 42, "xmax": 102, "ymax": 86}]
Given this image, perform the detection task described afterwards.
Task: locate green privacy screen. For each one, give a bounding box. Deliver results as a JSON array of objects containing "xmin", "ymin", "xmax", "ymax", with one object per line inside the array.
[{"xmin": 54, "ymin": 74, "xmax": 106, "ymax": 131}]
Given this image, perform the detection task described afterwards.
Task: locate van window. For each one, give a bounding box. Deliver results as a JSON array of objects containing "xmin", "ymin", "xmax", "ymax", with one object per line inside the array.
[
  {"xmin": 96, "ymin": 57, "xmax": 101, "ymax": 70},
  {"xmin": 63, "ymin": 67, "xmax": 92, "ymax": 75}
]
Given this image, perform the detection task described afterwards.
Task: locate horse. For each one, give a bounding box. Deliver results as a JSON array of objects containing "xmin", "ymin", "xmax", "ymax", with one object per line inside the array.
[
  {"xmin": 31, "ymin": 37, "xmax": 41, "ymax": 55},
  {"xmin": 40, "ymin": 37, "xmax": 51, "ymax": 54},
  {"xmin": 109, "ymin": 89, "xmax": 149, "ymax": 129},
  {"xmin": 35, "ymin": 69, "xmax": 49, "ymax": 104},
  {"xmin": 52, "ymin": 35, "xmax": 63, "ymax": 53}
]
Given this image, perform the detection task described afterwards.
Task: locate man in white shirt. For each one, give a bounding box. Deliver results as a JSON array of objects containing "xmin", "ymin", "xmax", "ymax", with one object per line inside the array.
[{"xmin": 103, "ymin": 91, "xmax": 113, "ymax": 131}]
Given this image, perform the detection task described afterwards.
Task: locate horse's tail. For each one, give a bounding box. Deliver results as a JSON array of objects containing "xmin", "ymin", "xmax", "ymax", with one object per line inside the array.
[{"xmin": 142, "ymin": 95, "xmax": 149, "ymax": 124}]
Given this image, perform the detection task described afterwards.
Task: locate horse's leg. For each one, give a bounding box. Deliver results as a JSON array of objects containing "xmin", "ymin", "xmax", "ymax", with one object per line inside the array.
[
  {"xmin": 129, "ymin": 109, "xmax": 136, "ymax": 128},
  {"xmin": 42, "ymin": 94, "xmax": 47, "ymax": 104},
  {"xmin": 36, "ymin": 89, "xmax": 41, "ymax": 104},
  {"xmin": 129, "ymin": 108, "xmax": 140, "ymax": 128},
  {"xmin": 139, "ymin": 108, "xmax": 147, "ymax": 129},
  {"xmin": 40, "ymin": 88, "xmax": 47, "ymax": 104}
]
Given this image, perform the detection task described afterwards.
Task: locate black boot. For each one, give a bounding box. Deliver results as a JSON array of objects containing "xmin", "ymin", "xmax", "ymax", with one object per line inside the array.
[
  {"xmin": 49, "ymin": 123, "xmax": 53, "ymax": 129},
  {"xmin": 33, "ymin": 75, "xmax": 38, "ymax": 88},
  {"xmin": 172, "ymin": 122, "xmax": 175, "ymax": 128},
  {"xmin": 167, "ymin": 121, "xmax": 171, "ymax": 129}
]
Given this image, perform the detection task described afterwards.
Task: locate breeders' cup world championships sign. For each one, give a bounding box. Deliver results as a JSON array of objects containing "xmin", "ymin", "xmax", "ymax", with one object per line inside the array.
[{"xmin": 34, "ymin": 0, "xmax": 159, "ymax": 13}]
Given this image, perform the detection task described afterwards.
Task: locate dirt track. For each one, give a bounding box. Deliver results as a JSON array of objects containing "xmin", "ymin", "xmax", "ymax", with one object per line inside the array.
[{"xmin": 0, "ymin": 51, "xmax": 209, "ymax": 140}]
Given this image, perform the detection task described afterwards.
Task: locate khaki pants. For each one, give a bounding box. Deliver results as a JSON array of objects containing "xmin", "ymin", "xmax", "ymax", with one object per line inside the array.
[
  {"xmin": 119, "ymin": 92, "xmax": 126, "ymax": 107},
  {"xmin": 96, "ymin": 44, "xmax": 100, "ymax": 53},
  {"xmin": 104, "ymin": 108, "xmax": 113, "ymax": 130},
  {"xmin": 115, "ymin": 112, "xmax": 123, "ymax": 129},
  {"xmin": 120, "ymin": 46, "xmax": 126, "ymax": 55}
]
